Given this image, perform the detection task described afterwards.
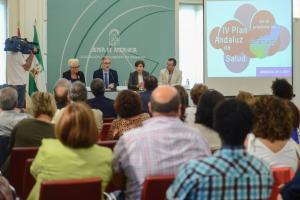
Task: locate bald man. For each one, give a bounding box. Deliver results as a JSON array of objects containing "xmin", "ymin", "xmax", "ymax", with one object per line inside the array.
[{"xmin": 112, "ymin": 86, "xmax": 211, "ymax": 200}]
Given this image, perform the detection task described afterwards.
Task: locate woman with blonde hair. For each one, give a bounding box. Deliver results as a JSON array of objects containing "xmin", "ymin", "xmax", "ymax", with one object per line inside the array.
[
  {"xmin": 11, "ymin": 92, "xmax": 56, "ymax": 147},
  {"xmin": 28, "ymin": 103, "xmax": 112, "ymax": 200}
]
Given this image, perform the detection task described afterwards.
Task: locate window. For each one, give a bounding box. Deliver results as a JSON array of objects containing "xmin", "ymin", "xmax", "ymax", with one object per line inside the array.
[
  {"xmin": 0, "ymin": 0, "xmax": 6, "ymax": 85},
  {"xmin": 179, "ymin": 3, "xmax": 203, "ymax": 88}
]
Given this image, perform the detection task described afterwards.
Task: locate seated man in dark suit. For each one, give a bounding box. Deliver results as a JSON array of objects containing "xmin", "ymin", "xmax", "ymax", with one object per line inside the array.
[
  {"xmin": 128, "ymin": 60, "xmax": 149, "ymax": 90},
  {"xmin": 62, "ymin": 58, "xmax": 85, "ymax": 84},
  {"xmin": 93, "ymin": 56, "xmax": 119, "ymax": 90},
  {"xmin": 87, "ymin": 78, "xmax": 116, "ymax": 118},
  {"xmin": 140, "ymin": 75, "xmax": 158, "ymax": 113}
]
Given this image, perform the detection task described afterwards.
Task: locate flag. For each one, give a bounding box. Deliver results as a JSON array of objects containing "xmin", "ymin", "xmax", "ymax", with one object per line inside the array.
[{"xmin": 28, "ymin": 25, "xmax": 47, "ymax": 96}]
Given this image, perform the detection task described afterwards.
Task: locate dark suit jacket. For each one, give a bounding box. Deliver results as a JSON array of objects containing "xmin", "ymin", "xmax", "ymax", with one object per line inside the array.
[
  {"xmin": 93, "ymin": 69, "xmax": 119, "ymax": 87},
  {"xmin": 140, "ymin": 90, "xmax": 152, "ymax": 113},
  {"xmin": 87, "ymin": 95, "xmax": 116, "ymax": 118},
  {"xmin": 128, "ymin": 71, "xmax": 149, "ymax": 90},
  {"xmin": 62, "ymin": 70, "xmax": 85, "ymax": 84}
]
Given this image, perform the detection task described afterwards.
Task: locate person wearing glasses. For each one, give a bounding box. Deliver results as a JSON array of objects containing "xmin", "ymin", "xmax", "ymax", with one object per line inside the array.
[
  {"xmin": 62, "ymin": 58, "xmax": 85, "ymax": 84},
  {"xmin": 93, "ymin": 56, "xmax": 119, "ymax": 90}
]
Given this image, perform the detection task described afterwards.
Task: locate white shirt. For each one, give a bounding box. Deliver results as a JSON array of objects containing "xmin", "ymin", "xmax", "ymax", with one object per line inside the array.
[
  {"xmin": 246, "ymin": 133, "xmax": 299, "ymax": 171},
  {"xmin": 185, "ymin": 106, "xmax": 196, "ymax": 125},
  {"xmin": 6, "ymin": 52, "xmax": 28, "ymax": 85},
  {"xmin": 138, "ymin": 74, "xmax": 143, "ymax": 84}
]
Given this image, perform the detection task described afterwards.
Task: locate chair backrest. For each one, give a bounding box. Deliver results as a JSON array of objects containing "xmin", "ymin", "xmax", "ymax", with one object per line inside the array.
[
  {"xmin": 269, "ymin": 167, "xmax": 295, "ymax": 200},
  {"xmin": 96, "ymin": 140, "xmax": 117, "ymax": 151},
  {"xmin": 9, "ymin": 147, "xmax": 38, "ymax": 197},
  {"xmin": 39, "ymin": 177, "xmax": 101, "ymax": 200},
  {"xmin": 141, "ymin": 175, "xmax": 175, "ymax": 200},
  {"xmin": 22, "ymin": 158, "xmax": 35, "ymax": 200},
  {"xmin": 103, "ymin": 118, "xmax": 115, "ymax": 123},
  {"xmin": 99, "ymin": 123, "xmax": 112, "ymax": 141}
]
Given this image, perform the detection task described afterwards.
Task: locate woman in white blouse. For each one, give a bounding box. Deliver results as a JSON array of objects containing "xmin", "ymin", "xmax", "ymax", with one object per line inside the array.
[{"xmin": 245, "ymin": 96, "xmax": 299, "ymax": 171}]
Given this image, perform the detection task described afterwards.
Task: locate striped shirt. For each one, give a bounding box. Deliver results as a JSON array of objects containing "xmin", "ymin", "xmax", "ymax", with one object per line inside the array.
[
  {"xmin": 167, "ymin": 147, "xmax": 273, "ymax": 200},
  {"xmin": 113, "ymin": 116, "xmax": 211, "ymax": 200}
]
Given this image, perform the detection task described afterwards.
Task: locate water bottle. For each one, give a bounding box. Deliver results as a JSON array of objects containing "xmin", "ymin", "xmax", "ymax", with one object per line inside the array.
[{"xmin": 186, "ymin": 78, "xmax": 190, "ymax": 89}]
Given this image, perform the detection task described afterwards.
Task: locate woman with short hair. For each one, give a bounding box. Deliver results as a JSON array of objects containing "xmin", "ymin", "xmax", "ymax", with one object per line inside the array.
[
  {"xmin": 11, "ymin": 92, "xmax": 56, "ymax": 147},
  {"xmin": 28, "ymin": 103, "xmax": 113, "ymax": 200},
  {"xmin": 127, "ymin": 60, "xmax": 149, "ymax": 90},
  {"xmin": 62, "ymin": 58, "xmax": 85, "ymax": 83},
  {"xmin": 108, "ymin": 90, "xmax": 150, "ymax": 139},
  {"xmin": 245, "ymin": 96, "xmax": 299, "ymax": 171}
]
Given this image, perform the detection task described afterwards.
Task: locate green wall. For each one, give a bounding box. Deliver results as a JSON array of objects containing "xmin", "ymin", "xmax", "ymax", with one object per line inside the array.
[{"xmin": 47, "ymin": 0, "xmax": 175, "ymax": 89}]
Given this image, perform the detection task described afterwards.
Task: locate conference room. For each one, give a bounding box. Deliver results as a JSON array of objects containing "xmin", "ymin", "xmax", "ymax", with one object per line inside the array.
[{"xmin": 0, "ymin": 0, "xmax": 300, "ymax": 199}]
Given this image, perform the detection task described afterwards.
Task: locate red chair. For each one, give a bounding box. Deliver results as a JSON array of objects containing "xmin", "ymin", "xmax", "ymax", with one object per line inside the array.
[
  {"xmin": 269, "ymin": 167, "xmax": 295, "ymax": 200},
  {"xmin": 39, "ymin": 177, "xmax": 101, "ymax": 200},
  {"xmin": 9, "ymin": 147, "xmax": 38, "ymax": 198},
  {"xmin": 99, "ymin": 123, "xmax": 112, "ymax": 141},
  {"xmin": 96, "ymin": 140, "xmax": 117, "ymax": 151},
  {"xmin": 22, "ymin": 158, "xmax": 35, "ymax": 200},
  {"xmin": 103, "ymin": 118, "xmax": 115, "ymax": 123},
  {"xmin": 141, "ymin": 175, "xmax": 175, "ymax": 200}
]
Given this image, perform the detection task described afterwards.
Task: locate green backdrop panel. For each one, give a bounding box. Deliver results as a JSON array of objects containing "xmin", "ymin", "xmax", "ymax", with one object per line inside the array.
[{"xmin": 47, "ymin": 0, "xmax": 175, "ymax": 89}]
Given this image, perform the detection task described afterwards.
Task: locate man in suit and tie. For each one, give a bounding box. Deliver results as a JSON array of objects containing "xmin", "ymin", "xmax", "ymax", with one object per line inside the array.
[
  {"xmin": 159, "ymin": 58, "xmax": 182, "ymax": 86},
  {"xmin": 93, "ymin": 56, "xmax": 119, "ymax": 90}
]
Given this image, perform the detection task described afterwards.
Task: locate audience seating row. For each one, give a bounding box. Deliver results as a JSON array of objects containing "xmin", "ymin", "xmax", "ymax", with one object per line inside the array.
[{"xmin": 9, "ymin": 145, "xmax": 294, "ymax": 200}]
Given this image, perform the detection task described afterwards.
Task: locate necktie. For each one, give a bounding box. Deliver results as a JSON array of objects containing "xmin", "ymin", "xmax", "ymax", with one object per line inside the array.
[{"xmin": 104, "ymin": 72, "xmax": 109, "ymax": 89}]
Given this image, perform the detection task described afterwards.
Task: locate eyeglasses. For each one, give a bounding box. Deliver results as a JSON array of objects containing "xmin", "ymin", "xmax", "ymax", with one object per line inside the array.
[
  {"xmin": 71, "ymin": 66, "xmax": 79, "ymax": 68},
  {"xmin": 103, "ymin": 62, "xmax": 111, "ymax": 64}
]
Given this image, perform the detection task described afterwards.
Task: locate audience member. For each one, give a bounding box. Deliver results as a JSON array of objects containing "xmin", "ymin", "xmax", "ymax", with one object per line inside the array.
[
  {"xmin": 53, "ymin": 78, "xmax": 71, "ymax": 109},
  {"xmin": 87, "ymin": 78, "xmax": 116, "ymax": 118},
  {"xmin": 52, "ymin": 81, "xmax": 103, "ymax": 132},
  {"xmin": 236, "ymin": 90, "xmax": 256, "ymax": 105},
  {"xmin": 167, "ymin": 99, "xmax": 273, "ymax": 200},
  {"xmin": 62, "ymin": 58, "xmax": 85, "ymax": 83},
  {"xmin": 280, "ymin": 168, "xmax": 300, "ymax": 200},
  {"xmin": 287, "ymin": 101, "xmax": 300, "ymax": 144},
  {"xmin": 108, "ymin": 90, "xmax": 150, "ymax": 140},
  {"xmin": 185, "ymin": 84, "xmax": 208, "ymax": 124},
  {"xmin": 159, "ymin": 58, "xmax": 182, "ymax": 85},
  {"xmin": 10, "ymin": 92, "xmax": 56, "ymax": 147},
  {"xmin": 28, "ymin": 103, "xmax": 112, "ymax": 200},
  {"xmin": 128, "ymin": 60, "xmax": 149, "ymax": 90},
  {"xmin": 193, "ymin": 89, "xmax": 224, "ymax": 149},
  {"xmin": 245, "ymin": 96, "xmax": 299, "ymax": 171},
  {"xmin": 140, "ymin": 75, "xmax": 158, "ymax": 113},
  {"xmin": 271, "ymin": 78, "xmax": 294, "ymax": 100},
  {"xmin": 0, "ymin": 87, "xmax": 30, "ymax": 165},
  {"xmin": 174, "ymin": 85, "xmax": 189, "ymax": 121},
  {"xmin": 112, "ymin": 86, "xmax": 210, "ymax": 200}
]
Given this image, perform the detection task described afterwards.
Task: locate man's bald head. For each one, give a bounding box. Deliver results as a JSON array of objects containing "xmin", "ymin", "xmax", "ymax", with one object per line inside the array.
[{"xmin": 149, "ymin": 86, "xmax": 181, "ymax": 116}]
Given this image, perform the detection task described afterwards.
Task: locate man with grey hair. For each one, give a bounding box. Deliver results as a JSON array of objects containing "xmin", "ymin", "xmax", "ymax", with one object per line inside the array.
[
  {"xmin": 87, "ymin": 78, "xmax": 116, "ymax": 118},
  {"xmin": 0, "ymin": 87, "xmax": 30, "ymax": 165},
  {"xmin": 112, "ymin": 85, "xmax": 210, "ymax": 200},
  {"xmin": 52, "ymin": 81, "xmax": 103, "ymax": 132},
  {"xmin": 53, "ymin": 78, "xmax": 71, "ymax": 109}
]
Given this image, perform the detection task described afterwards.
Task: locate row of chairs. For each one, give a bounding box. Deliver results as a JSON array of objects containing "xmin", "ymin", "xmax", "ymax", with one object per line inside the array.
[{"xmin": 18, "ymin": 167, "xmax": 297, "ymax": 200}]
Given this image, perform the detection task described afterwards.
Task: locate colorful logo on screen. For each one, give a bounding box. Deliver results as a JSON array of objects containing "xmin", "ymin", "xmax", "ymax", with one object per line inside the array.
[{"xmin": 210, "ymin": 4, "xmax": 290, "ymax": 73}]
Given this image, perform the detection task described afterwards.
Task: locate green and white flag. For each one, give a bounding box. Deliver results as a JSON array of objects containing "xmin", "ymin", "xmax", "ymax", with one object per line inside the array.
[{"xmin": 28, "ymin": 25, "xmax": 46, "ymax": 96}]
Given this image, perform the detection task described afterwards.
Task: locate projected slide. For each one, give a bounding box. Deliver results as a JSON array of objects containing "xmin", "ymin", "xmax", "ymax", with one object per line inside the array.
[{"xmin": 206, "ymin": 0, "xmax": 292, "ymax": 78}]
